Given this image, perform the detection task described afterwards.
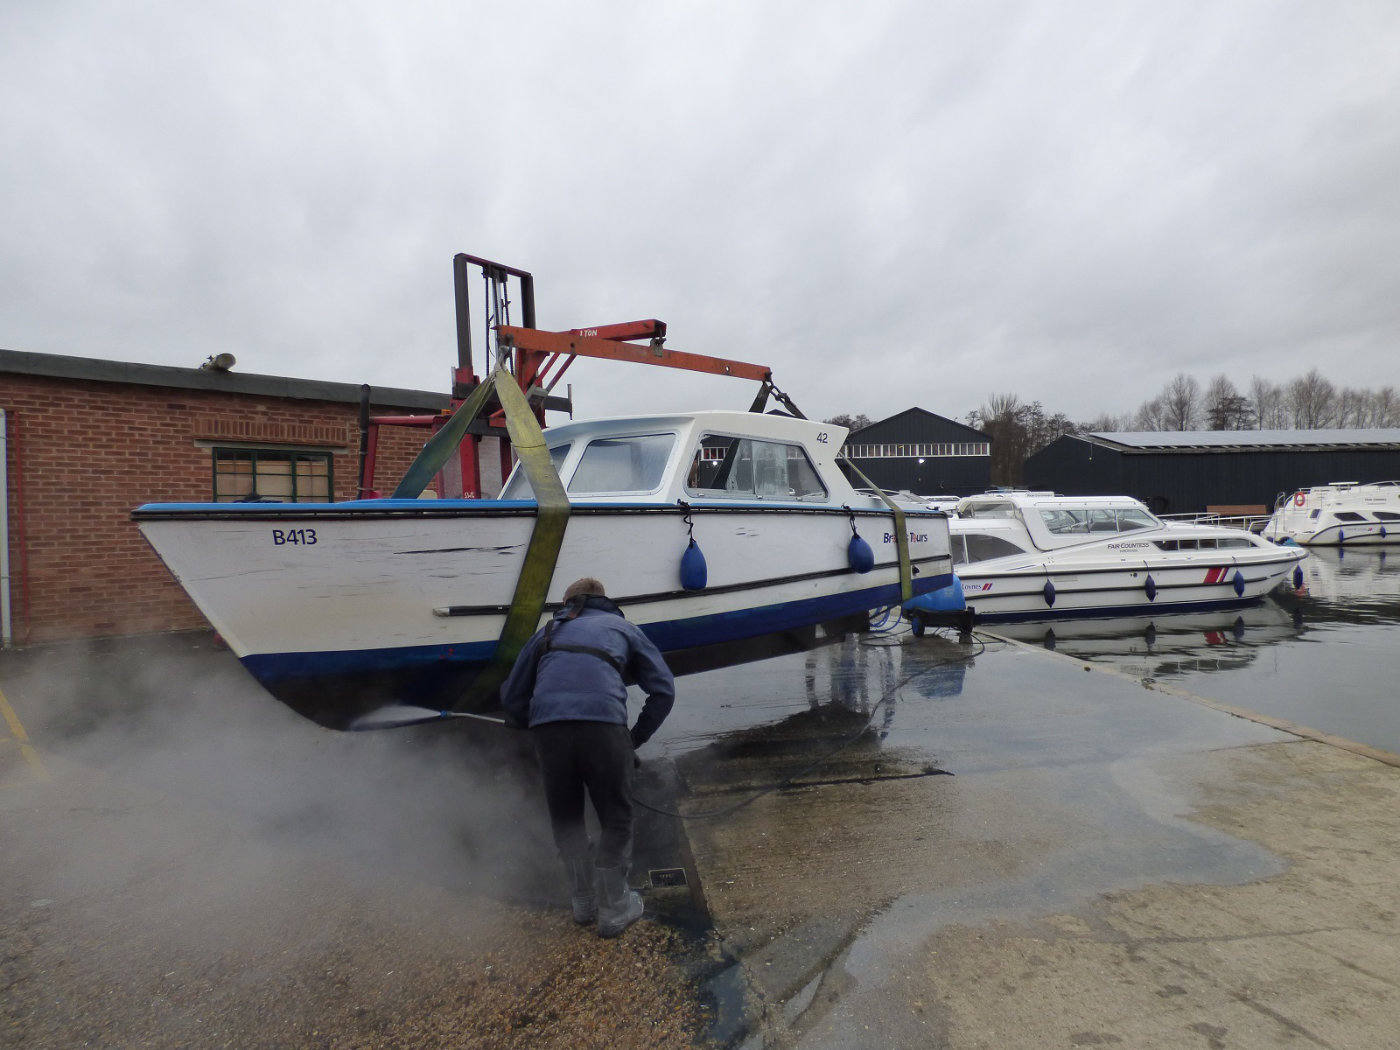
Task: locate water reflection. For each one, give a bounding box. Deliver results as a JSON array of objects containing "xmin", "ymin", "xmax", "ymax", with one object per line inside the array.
[
  {"xmin": 993, "ymin": 600, "xmax": 1300, "ymax": 680},
  {"xmin": 1295, "ymin": 547, "xmax": 1400, "ymax": 621},
  {"xmin": 650, "ymin": 628, "xmax": 973, "ymax": 766},
  {"xmin": 997, "ymin": 550, "xmax": 1400, "ymax": 754}
]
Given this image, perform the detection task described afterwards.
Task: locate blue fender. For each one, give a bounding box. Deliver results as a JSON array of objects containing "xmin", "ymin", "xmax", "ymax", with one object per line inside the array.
[
  {"xmin": 848, "ymin": 533, "xmax": 875, "ymax": 574},
  {"xmin": 903, "ymin": 574, "xmax": 965, "ymax": 615},
  {"xmin": 680, "ymin": 539, "xmax": 708, "ymax": 590}
]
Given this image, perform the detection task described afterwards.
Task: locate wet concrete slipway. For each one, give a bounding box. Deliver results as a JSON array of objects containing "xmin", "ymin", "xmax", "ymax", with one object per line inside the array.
[{"xmin": 3, "ymin": 623, "xmax": 1400, "ymax": 1048}]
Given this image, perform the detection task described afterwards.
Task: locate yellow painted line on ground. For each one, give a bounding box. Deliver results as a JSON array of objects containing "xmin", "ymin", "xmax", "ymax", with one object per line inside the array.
[
  {"xmin": 0, "ymin": 683, "xmax": 50, "ymax": 781},
  {"xmin": 978, "ymin": 629, "xmax": 1400, "ymax": 771}
]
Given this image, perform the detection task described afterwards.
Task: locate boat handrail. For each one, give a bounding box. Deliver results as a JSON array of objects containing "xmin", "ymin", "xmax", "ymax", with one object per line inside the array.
[{"xmin": 1159, "ymin": 511, "xmax": 1273, "ymax": 533}]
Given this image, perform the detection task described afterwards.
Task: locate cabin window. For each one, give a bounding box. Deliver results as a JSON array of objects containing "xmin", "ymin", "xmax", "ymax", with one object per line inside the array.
[
  {"xmin": 1038, "ymin": 508, "xmax": 1090, "ymax": 534},
  {"xmin": 1376, "ymin": 511, "xmax": 1400, "ymax": 521},
  {"xmin": 686, "ymin": 434, "xmax": 827, "ymax": 501},
  {"xmin": 1038, "ymin": 506, "xmax": 1156, "ymax": 535},
  {"xmin": 963, "ymin": 533, "xmax": 1027, "ymax": 562},
  {"xmin": 960, "ymin": 501, "xmax": 1018, "ymax": 519},
  {"xmin": 212, "ymin": 448, "xmax": 332, "ymax": 502},
  {"xmin": 567, "ymin": 434, "xmax": 675, "ymax": 495},
  {"xmin": 1218, "ymin": 536, "xmax": 1253, "ymax": 549},
  {"xmin": 1116, "ymin": 509, "xmax": 1157, "ymax": 531},
  {"xmin": 499, "ymin": 444, "xmax": 572, "ymax": 499},
  {"xmin": 1334, "ymin": 511, "xmax": 1366, "ymax": 522}
]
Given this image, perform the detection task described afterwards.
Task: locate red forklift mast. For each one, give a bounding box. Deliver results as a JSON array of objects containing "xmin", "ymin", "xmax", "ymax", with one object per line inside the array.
[{"xmin": 356, "ymin": 253, "xmax": 794, "ymax": 500}]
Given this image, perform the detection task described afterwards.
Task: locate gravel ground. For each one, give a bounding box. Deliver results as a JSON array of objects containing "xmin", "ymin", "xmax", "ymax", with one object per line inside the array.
[{"xmin": 1, "ymin": 868, "xmax": 714, "ymax": 1050}]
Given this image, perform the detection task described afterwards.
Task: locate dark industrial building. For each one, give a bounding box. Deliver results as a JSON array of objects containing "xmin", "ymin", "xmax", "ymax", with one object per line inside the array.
[
  {"xmin": 1026, "ymin": 429, "xmax": 1400, "ymax": 515},
  {"xmin": 842, "ymin": 408, "xmax": 991, "ymax": 496}
]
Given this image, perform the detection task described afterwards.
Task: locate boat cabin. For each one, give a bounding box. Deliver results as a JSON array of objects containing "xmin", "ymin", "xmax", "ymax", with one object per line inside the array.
[
  {"xmin": 956, "ymin": 493, "xmax": 1160, "ymax": 550},
  {"xmin": 499, "ymin": 410, "xmax": 875, "ymax": 509},
  {"xmin": 950, "ymin": 491, "xmax": 1269, "ymax": 565}
]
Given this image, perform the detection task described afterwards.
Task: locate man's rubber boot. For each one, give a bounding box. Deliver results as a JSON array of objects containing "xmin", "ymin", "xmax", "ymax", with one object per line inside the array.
[
  {"xmin": 595, "ymin": 865, "xmax": 644, "ymax": 938},
  {"xmin": 566, "ymin": 858, "xmax": 597, "ymax": 925}
]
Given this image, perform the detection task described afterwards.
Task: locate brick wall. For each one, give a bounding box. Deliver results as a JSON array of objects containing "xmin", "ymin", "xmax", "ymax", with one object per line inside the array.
[{"xmin": 1, "ymin": 374, "xmax": 503, "ymax": 644}]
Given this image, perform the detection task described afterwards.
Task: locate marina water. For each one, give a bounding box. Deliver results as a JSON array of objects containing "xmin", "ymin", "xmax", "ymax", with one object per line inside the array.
[{"xmin": 997, "ymin": 547, "xmax": 1400, "ymax": 755}]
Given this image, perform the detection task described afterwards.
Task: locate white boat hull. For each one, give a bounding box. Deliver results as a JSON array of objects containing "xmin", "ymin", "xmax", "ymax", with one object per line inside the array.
[
  {"xmin": 959, "ymin": 548, "xmax": 1303, "ymax": 622},
  {"xmin": 134, "ymin": 498, "xmax": 952, "ymax": 725},
  {"xmin": 1263, "ymin": 482, "xmax": 1400, "ymax": 546}
]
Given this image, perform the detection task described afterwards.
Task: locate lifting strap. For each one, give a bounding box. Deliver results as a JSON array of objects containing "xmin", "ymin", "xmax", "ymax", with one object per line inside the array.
[
  {"xmin": 392, "ymin": 366, "xmax": 571, "ymax": 712},
  {"xmin": 838, "ymin": 455, "xmax": 914, "ymax": 602}
]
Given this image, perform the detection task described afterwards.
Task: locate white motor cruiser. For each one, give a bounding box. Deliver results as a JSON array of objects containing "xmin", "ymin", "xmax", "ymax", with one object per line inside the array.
[
  {"xmin": 135, "ymin": 410, "xmax": 952, "ymax": 726},
  {"xmin": 1262, "ymin": 481, "xmax": 1400, "ymax": 546},
  {"xmin": 133, "ymin": 251, "xmax": 954, "ymax": 728},
  {"xmin": 906, "ymin": 491, "xmax": 1305, "ymax": 624}
]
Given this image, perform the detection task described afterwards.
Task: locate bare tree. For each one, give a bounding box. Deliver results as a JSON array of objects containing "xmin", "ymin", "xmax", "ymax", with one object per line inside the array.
[
  {"xmin": 825, "ymin": 413, "xmax": 873, "ymax": 432},
  {"xmin": 1078, "ymin": 412, "xmax": 1126, "ymax": 432},
  {"xmin": 1204, "ymin": 374, "xmax": 1252, "ymax": 429},
  {"xmin": 1370, "ymin": 386, "xmax": 1400, "ymax": 427},
  {"xmin": 1287, "ymin": 369, "xmax": 1337, "ymax": 428},
  {"xmin": 966, "ymin": 394, "xmax": 1077, "ymax": 484},
  {"xmin": 1130, "ymin": 396, "xmax": 1169, "ymax": 431},
  {"xmin": 966, "ymin": 394, "xmax": 1024, "ymax": 484},
  {"xmin": 1249, "ymin": 376, "xmax": 1286, "ymax": 429},
  {"xmin": 1160, "ymin": 373, "xmax": 1201, "ymax": 430},
  {"xmin": 1335, "ymin": 387, "xmax": 1369, "ymax": 429}
]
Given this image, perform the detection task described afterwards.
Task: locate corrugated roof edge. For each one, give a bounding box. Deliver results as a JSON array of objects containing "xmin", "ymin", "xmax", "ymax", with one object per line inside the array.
[
  {"xmin": 1082, "ymin": 429, "xmax": 1400, "ymax": 452},
  {"xmin": 0, "ymin": 347, "xmax": 450, "ymax": 410}
]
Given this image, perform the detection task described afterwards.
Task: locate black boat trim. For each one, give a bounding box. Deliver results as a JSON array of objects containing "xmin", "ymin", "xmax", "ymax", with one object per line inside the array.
[{"xmin": 432, "ymin": 556, "xmax": 953, "ymax": 617}]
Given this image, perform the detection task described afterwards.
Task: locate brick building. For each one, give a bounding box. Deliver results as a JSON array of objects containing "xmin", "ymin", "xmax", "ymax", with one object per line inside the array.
[{"xmin": 0, "ymin": 349, "xmax": 500, "ymax": 645}]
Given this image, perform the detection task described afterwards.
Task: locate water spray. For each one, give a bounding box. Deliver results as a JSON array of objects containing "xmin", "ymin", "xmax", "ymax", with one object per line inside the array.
[{"xmin": 348, "ymin": 705, "xmax": 508, "ymax": 731}]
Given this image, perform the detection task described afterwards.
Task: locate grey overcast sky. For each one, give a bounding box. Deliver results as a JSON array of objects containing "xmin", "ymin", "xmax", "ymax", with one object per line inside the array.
[{"xmin": 3, "ymin": 2, "xmax": 1399, "ymax": 425}]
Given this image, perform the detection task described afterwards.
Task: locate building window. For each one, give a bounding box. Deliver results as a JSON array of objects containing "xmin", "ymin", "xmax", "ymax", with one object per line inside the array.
[
  {"xmin": 213, "ymin": 448, "xmax": 333, "ymax": 502},
  {"xmin": 843, "ymin": 440, "xmax": 990, "ymax": 459}
]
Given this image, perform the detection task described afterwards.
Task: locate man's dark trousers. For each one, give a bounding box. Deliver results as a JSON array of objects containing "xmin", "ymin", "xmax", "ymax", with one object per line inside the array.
[{"xmin": 532, "ymin": 720, "xmax": 634, "ymax": 867}]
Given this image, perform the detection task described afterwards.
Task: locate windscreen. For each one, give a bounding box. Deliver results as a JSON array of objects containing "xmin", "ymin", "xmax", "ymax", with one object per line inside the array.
[
  {"xmin": 567, "ymin": 434, "xmax": 675, "ymax": 494},
  {"xmin": 499, "ymin": 444, "xmax": 571, "ymax": 499}
]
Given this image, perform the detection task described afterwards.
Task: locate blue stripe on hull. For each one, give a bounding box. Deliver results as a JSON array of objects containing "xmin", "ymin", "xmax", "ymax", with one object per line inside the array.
[
  {"xmin": 971, "ymin": 593, "xmax": 1268, "ymax": 623},
  {"xmin": 241, "ymin": 571, "xmax": 953, "ymax": 685}
]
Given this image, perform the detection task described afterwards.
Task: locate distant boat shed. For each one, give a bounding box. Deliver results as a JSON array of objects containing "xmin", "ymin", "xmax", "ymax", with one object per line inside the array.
[
  {"xmin": 1026, "ymin": 429, "xmax": 1400, "ymax": 514},
  {"xmin": 842, "ymin": 408, "xmax": 991, "ymax": 497}
]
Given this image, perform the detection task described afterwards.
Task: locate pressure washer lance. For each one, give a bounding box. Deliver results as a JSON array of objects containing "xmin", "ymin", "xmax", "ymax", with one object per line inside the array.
[
  {"xmin": 348, "ymin": 705, "xmax": 508, "ymax": 731},
  {"xmin": 347, "ymin": 704, "xmax": 650, "ymax": 768}
]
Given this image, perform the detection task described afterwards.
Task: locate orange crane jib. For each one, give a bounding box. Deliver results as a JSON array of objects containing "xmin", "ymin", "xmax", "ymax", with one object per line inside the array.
[{"xmin": 495, "ymin": 325, "xmax": 772, "ymax": 383}]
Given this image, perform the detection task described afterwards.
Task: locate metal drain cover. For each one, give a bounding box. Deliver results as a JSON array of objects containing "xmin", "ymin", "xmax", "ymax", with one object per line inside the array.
[{"xmin": 648, "ymin": 867, "xmax": 689, "ymax": 888}]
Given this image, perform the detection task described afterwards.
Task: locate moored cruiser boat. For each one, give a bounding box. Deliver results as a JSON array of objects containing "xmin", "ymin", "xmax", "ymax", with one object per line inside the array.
[
  {"xmin": 1262, "ymin": 481, "xmax": 1400, "ymax": 546},
  {"xmin": 135, "ymin": 409, "xmax": 953, "ymax": 727},
  {"xmin": 908, "ymin": 491, "xmax": 1305, "ymax": 624}
]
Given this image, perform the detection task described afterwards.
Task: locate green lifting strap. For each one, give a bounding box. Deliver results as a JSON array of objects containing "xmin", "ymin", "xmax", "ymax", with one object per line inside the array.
[
  {"xmin": 839, "ymin": 456, "xmax": 914, "ymax": 602},
  {"xmin": 387, "ymin": 368, "xmax": 571, "ymax": 712},
  {"xmin": 459, "ymin": 373, "xmax": 571, "ymax": 708},
  {"xmin": 392, "ymin": 377, "xmax": 497, "ymax": 499}
]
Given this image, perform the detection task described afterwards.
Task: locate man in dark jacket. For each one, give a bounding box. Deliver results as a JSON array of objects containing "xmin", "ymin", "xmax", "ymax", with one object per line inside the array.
[{"xmin": 501, "ymin": 576, "xmax": 675, "ymax": 938}]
